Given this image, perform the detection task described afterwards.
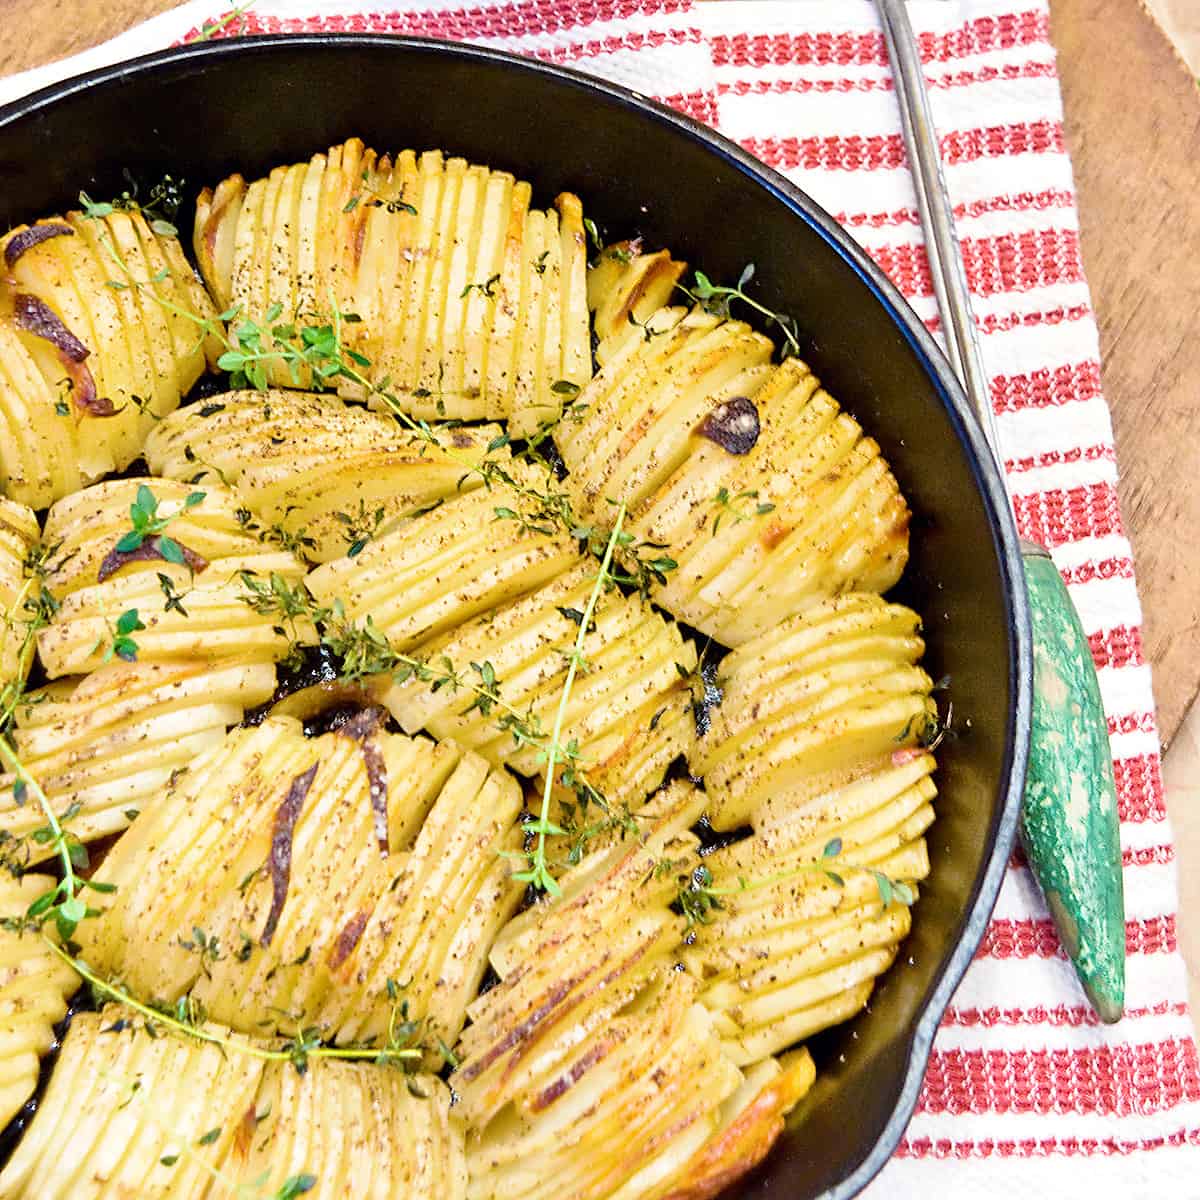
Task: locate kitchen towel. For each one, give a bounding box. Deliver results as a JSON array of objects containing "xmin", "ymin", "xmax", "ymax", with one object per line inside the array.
[{"xmin": 2, "ymin": 1, "xmax": 1195, "ymax": 1195}]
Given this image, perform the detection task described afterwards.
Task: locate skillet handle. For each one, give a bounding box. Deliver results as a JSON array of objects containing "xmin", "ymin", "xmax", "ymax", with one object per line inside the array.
[{"xmin": 1019, "ymin": 545, "xmax": 1125, "ymax": 1022}]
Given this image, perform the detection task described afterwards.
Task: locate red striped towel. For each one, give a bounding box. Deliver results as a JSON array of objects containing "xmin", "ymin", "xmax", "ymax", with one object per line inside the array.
[{"xmin": 1, "ymin": 1, "xmax": 1193, "ymax": 1194}]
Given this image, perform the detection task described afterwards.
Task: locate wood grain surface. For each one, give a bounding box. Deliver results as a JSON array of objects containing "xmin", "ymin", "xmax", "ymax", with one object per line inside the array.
[
  {"xmin": 3, "ymin": 0, "xmax": 1199, "ymax": 743},
  {"xmin": 1052, "ymin": 0, "xmax": 1200, "ymax": 745}
]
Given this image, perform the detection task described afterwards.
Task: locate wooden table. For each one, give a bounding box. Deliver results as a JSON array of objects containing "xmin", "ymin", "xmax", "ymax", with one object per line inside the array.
[{"xmin": 3, "ymin": 0, "xmax": 1200, "ymax": 746}]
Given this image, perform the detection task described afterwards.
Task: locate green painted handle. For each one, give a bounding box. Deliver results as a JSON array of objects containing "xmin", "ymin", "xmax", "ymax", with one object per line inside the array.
[{"xmin": 1020, "ymin": 548, "xmax": 1125, "ymax": 1023}]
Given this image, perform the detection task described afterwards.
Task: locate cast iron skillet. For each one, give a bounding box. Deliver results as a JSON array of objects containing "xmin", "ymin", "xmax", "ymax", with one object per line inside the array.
[{"xmin": 0, "ymin": 36, "xmax": 1031, "ymax": 1200}]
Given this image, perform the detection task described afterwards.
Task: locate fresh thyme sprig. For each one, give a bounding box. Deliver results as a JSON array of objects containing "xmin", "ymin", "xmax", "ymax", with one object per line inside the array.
[
  {"xmin": 678, "ymin": 263, "xmax": 802, "ymax": 359},
  {"xmin": 236, "ymin": 574, "xmax": 619, "ymax": 846},
  {"xmin": 674, "ymin": 837, "xmax": 916, "ymax": 929},
  {"xmin": 509, "ymin": 501, "xmax": 627, "ymax": 897},
  {"xmin": 46, "ymin": 939, "xmax": 428, "ymax": 1074},
  {"xmin": 79, "ymin": 171, "xmax": 184, "ymax": 238},
  {"xmin": 114, "ymin": 483, "xmax": 206, "ymax": 560},
  {"xmin": 710, "ymin": 486, "xmax": 776, "ymax": 535},
  {"xmin": 187, "ymin": 1, "xmax": 257, "ymax": 43},
  {"xmin": 0, "ymin": 741, "xmax": 108, "ymax": 937}
]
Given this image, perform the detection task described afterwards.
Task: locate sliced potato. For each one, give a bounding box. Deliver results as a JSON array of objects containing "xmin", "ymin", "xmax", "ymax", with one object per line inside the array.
[
  {"xmin": 41, "ymin": 476, "xmax": 278, "ymax": 601},
  {"xmin": 693, "ymin": 593, "xmax": 936, "ymax": 831},
  {"xmin": 457, "ymin": 782, "xmax": 704, "ymax": 1125},
  {"xmin": 677, "ymin": 756, "xmax": 935, "ymax": 1066},
  {"xmin": 0, "ymin": 210, "xmax": 220, "ymax": 507},
  {"xmin": 307, "ymin": 468, "xmax": 581, "ymax": 652},
  {"xmin": 0, "ymin": 1007, "xmax": 263, "ymax": 1200},
  {"xmin": 632, "ymin": 356, "xmax": 910, "ymax": 645},
  {"xmin": 194, "ymin": 139, "xmax": 591, "ymax": 420},
  {"xmin": 0, "ymin": 658, "xmax": 276, "ymax": 861},
  {"xmin": 380, "ymin": 561, "xmax": 697, "ymax": 807},
  {"xmin": 35, "ymin": 476, "xmax": 312, "ymax": 678},
  {"xmin": 586, "ymin": 241, "xmax": 688, "ymax": 366},
  {"xmin": 464, "ymin": 975, "xmax": 745, "ymax": 1200},
  {"xmin": 0, "ymin": 874, "xmax": 78, "ymax": 1131},
  {"xmin": 234, "ymin": 1059, "xmax": 466, "ymax": 1200},
  {"xmin": 77, "ymin": 716, "xmax": 522, "ymax": 1050},
  {"xmin": 555, "ymin": 306, "xmax": 773, "ymax": 520},
  {"xmin": 144, "ymin": 388, "xmax": 513, "ymax": 562},
  {"xmin": 628, "ymin": 1049, "xmax": 816, "ymax": 1200},
  {"xmin": 0, "ymin": 499, "xmax": 39, "ymax": 698}
]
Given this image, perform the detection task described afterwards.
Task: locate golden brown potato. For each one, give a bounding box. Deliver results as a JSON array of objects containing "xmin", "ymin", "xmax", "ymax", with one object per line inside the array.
[
  {"xmin": 465, "ymin": 976, "xmax": 745, "ymax": 1200},
  {"xmin": 380, "ymin": 561, "xmax": 698, "ymax": 810},
  {"xmin": 629, "ymin": 356, "xmax": 911, "ymax": 645},
  {"xmin": 77, "ymin": 716, "xmax": 523, "ymax": 1051},
  {"xmin": 692, "ymin": 593, "xmax": 937, "ymax": 831},
  {"xmin": 0, "ymin": 658, "xmax": 276, "ymax": 863},
  {"xmin": 679, "ymin": 754, "xmax": 935, "ymax": 1066},
  {"xmin": 555, "ymin": 306, "xmax": 774, "ymax": 521},
  {"xmin": 144, "ymin": 388, "xmax": 515, "ymax": 562},
  {"xmin": 193, "ymin": 140, "xmax": 591, "ymax": 428},
  {"xmin": 456, "ymin": 782, "xmax": 706, "ymax": 1126},
  {"xmin": 0, "ymin": 874, "xmax": 78, "ymax": 1132},
  {"xmin": 35, "ymin": 477, "xmax": 312, "ymax": 678},
  {"xmin": 0, "ymin": 499, "xmax": 39, "ymax": 701},
  {"xmin": 586, "ymin": 241, "xmax": 687, "ymax": 365},
  {"xmin": 307, "ymin": 467, "xmax": 582, "ymax": 650},
  {"xmin": 647, "ymin": 1050, "xmax": 816, "ymax": 1200},
  {"xmin": 0, "ymin": 210, "xmax": 221, "ymax": 508}
]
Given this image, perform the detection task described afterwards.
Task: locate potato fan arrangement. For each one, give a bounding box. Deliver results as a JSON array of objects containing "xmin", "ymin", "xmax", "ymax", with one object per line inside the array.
[{"xmin": 0, "ymin": 140, "xmax": 939, "ymax": 1199}]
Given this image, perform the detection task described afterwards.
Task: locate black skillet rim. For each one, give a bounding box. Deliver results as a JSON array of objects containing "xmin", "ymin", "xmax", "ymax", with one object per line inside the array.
[{"xmin": 0, "ymin": 34, "xmax": 1033, "ymax": 1200}]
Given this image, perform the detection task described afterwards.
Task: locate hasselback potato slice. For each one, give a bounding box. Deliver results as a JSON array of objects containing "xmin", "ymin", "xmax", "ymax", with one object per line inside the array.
[
  {"xmin": 0, "ymin": 1005, "xmax": 464, "ymax": 1200},
  {"xmin": 0, "ymin": 658, "xmax": 276, "ymax": 863},
  {"xmin": 0, "ymin": 209, "xmax": 221, "ymax": 508},
  {"xmin": 0, "ymin": 500, "xmax": 39, "ymax": 700},
  {"xmin": 679, "ymin": 754, "xmax": 936, "ymax": 1066},
  {"xmin": 307, "ymin": 468, "xmax": 582, "ymax": 651},
  {"xmin": 642, "ymin": 1050, "xmax": 816, "ymax": 1200},
  {"xmin": 35, "ymin": 477, "xmax": 312, "ymax": 678},
  {"xmin": 381, "ymin": 561, "xmax": 697, "ymax": 810},
  {"xmin": 455, "ymin": 782, "xmax": 706, "ymax": 1126},
  {"xmin": 232, "ymin": 1059, "xmax": 466, "ymax": 1200},
  {"xmin": 628, "ymin": 356, "xmax": 911, "ymax": 645},
  {"xmin": 144, "ymin": 388, "xmax": 513, "ymax": 563},
  {"xmin": 586, "ymin": 241, "xmax": 687, "ymax": 366},
  {"xmin": 464, "ymin": 973, "xmax": 744, "ymax": 1200},
  {"xmin": 193, "ymin": 139, "xmax": 591, "ymax": 427},
  {"xmin": 0, "ymin": 1008, "xmax": 264, "ymax": 1200},
  {"xmin": 692, "ymin": 593, "xmax": 937, "ymax": 831},
  {"xmin": 76, "ymin": 716, "xmax": 523, "ymax": 1050},
  {"xmin": 555, "ymin": 307, "xmax": 773, "ymax": 519},
  {"xmin": 0, "ymin": 875, "xmax": 78, "ymax": 1131}
]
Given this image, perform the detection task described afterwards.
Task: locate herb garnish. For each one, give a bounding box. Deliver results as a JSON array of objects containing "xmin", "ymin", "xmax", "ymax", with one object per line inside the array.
[
  {"xmin": 678, "ymin": 264, "xmax": 802, "ymax": 359},
  {"xmin": 673, "ymin": 837, "xmax": 917, "ymax": 929}
]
